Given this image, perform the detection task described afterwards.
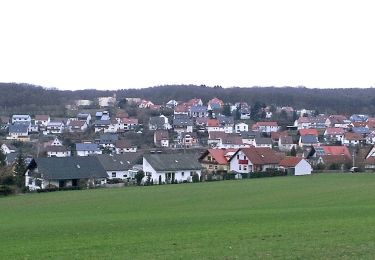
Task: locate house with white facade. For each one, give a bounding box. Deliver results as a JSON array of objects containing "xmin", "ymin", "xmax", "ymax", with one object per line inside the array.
[
  {"xmin": 7, "ymin": 124, "xmax": 29, "ymax": 141},
  {"xmin": 96, "ymin": 153, "xmax": 143, "ymax": 179},
  {"xmin": 252, "ymin": 122, "xmax": 279, "ymax": 135},
  {"xmin": 235, "ymin": 123, "xmax": 248, "ymax": 133},
  {"xmin": 115, "ymin": 140, "xmax": 137, "ymax": 153},
  {"xmin": 229, "ymin": 147, "xmax": 281, "ymax": 174},
  {"xmin": 45, "ymin": 121, "xmax": 64, "ymax": 135},
  {"xmin": 143, "ymin": 153, "xmax": 202, "ymax": 184},
  {"xmin": 75, "ymin": 143, "xmax": 102, "ymax": 156},
  {"xmin": 279, "ymin": 157, "xmax": 312, "ymax": 175},
  {"xmin": 12, "ymin": 115, "xmax": 31, "ymax": 124}
]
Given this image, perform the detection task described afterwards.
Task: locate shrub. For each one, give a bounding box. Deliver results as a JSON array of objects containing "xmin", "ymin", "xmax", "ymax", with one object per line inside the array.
[
  {"xmin": 0, "ymin": 185, "xmax": 13, "ymax": 196},
  {"xmin": 0, "ymin": 175, "xmax": 15, "ymax": 185},
  {"xmin": 192, "ymin": 173, "xmax": 200, "ymax": 183}
]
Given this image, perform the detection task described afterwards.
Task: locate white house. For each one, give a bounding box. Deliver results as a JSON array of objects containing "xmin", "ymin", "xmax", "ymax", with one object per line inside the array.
[
  {"xmin": 143, "ymin": 153, "xmax": 202, "ymax": 184},
  {"xmin": 96, "ymin": 153, "xmax": 142, "ymax": 180},
  {"xmin": 1, "ymin": 143, "xmax": 16, "ymax": 154},
  {"xmin": 229, "ymin": 147, "xmax": 281, "ymax": 174},
  {"xmin": 45, "ymin": 121, "xmax": 64, "ymax": 135},
  {"xmin": 35, "ymin": 115, "xmax": 50, "ymax": 127},
  {"xmin": 279, "ymin": 157, "xmax": 312, "ymax": 176},
  {"xmin": 7, "ymin": 124, "xmax": 29, "ymax": 141},
  {"xmin": 75, "ymin": 143, "xmax": 102, "ymax": 156},
  {"xmin": 235, "ymin": 123, "xmax": 248, "ymax": 133}
]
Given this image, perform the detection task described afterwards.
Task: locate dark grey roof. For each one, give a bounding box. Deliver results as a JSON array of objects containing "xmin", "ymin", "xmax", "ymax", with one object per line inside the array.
[
  {"xmin": 96, "ymin": 153, "xmax": 143, "ymax": 171},
  {"xmin": 301, "ymin": 135, "xmax": 318, "ymax": 144},
  {"xmin": 352, "ymin": 127, "xmax": 370, "ymax": 134},
  {"xmin": 144, "ymin": 153, "xmax": 202, "ymax": 171},
  {"xmin": 29, "ymin": 157, "xmax": 107, "ymax": 180},
  {"xmin": 217, "ymin": 115, "xmax": 234, "ymax": 125},
  {"xmin": 76, "ymin": 143, "xmax": 100, "ymax": 152},
  {"xmin": 149, "ymin": 117, "xmax": 166, "ymax": 129},
  {"xmin": 238, "ymin": 131, "xmax": 259, "ymax": 138},
  {"xmin": 280, "ymin": 135, "xmax": 293, "ymax": 144},
  {"xmin": 255, "ymin": 137, "xmax": 273, "ymax": 145},
  {"xmin": 173, "ymin": 118, "xmax": 194, "ymax": 127},
  {"xmin": 190, "ymin": 105, "xmax": 208, "ymax": 113},
  {"xmin": 94, "ymin": 120, "xmax": 110, "ymax": 125},
  {"xmin": 99, "ymin": 133, "xmax": 119, "ymax": 144},
  {"xmin": 9, "ymin": 124, "xmax": 29, "ymax": 133}
]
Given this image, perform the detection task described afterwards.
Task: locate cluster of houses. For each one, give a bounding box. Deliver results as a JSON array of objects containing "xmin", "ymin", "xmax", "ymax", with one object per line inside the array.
[{"xmin": 2, "ymin": 95, "xmax": 375, "ymax": 191}]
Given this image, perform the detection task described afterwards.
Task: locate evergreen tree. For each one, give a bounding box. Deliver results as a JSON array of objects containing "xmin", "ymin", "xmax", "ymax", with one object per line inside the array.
[
  {"xmin": 290, "ymin": 146, "xmax": 297, "ymax": 157},
  {"xmin": 14, "ymin": 152, "xmax": 26, "ymax": 188},
  {"xmin": 0, "ymin": 148, "xmax": 6, "ymax": 167},
  {"xmin": 222, "ymin": 104, "xmax": 232, "ymax": 117}
]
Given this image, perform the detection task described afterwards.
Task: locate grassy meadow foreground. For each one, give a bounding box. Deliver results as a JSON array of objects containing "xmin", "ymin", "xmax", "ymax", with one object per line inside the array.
[{"xmin": 1, "ymin": 173, "xmax": 375, "ymax": 259}]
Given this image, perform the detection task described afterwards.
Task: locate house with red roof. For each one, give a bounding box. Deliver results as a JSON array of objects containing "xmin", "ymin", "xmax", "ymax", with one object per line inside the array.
[
  {"xmin": 307, "ymin": 145, "xmax": 352, "ymax": 169},
  {"xmin": 279, "ymin": 157, "xmax": 312, "ymax": 175},
  {"xmin": 299, "ymin": 128, "xmax": 319, "ymax": 137},
  {"xmin": 206, "ymin": 119, "xmax": 220, "ymax": 132},
  {"xmin": 325, "ymin": 115, "xmax": 349, "ymax": 128},
  {"xmin": 229, "ymin": 147, "xmax": 282, "ymax": 173},
  {"xmin": 199, "ymin": 148, "xmax": 237, "ymax": 174}
]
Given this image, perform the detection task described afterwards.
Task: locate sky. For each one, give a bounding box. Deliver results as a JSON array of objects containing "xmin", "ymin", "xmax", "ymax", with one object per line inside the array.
[{"xmin": 0, "ymin": 0, "xmax": 374, "ymax": 90}]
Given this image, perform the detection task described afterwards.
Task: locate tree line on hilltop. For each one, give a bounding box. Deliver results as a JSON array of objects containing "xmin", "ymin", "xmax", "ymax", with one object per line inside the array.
[{"xmin": 1, "ymin": 83, "xmax": 375, "ymax": 116}]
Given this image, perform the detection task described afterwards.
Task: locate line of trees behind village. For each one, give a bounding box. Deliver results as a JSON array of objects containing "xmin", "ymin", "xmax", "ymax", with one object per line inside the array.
[{"xmin": 1, "ymin": 83, "xmax": 375, "ymax": 116}]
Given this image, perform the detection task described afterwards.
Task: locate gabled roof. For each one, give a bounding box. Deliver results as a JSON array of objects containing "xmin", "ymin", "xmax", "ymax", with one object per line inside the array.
[
  {"xmin": 279, "ymin": 135, "xmax": 293, "ymax": 145},
  {"xmin": 231, "ymin": 147, "xmax": 281, "ymax": 165},
  {"xmin": 46, "ymin": 145, "xmax": 70, "ymax": 153},
  {"xmin": 344, "ymin": 132, "xmax": 365, "ymax": 141},
  {"xmin": 207, "ymin": 119, "xmax": 219, "ymax": 127},
  {"xmin": 253, "ymin": 121, "xmax": 278, "ymax": 127},
  {"xmin": 96, "ymin": 153, "xmax": 143, "ymax": 171},
  {"xmin": 199, "ymin": 148, "xmax": 237, "ymax": 165},
  {"xmin": 324, "ymin": 127, "xmax": 345, "ymax": 135},
  {"xmin": 173, "ymin": 118, "xmax": 194, "ymax": 127},
  {"xmin": 28, "ymin": 157, "xmax": 107, "ymax": 180},
  {"xmin": 144, "ymin": 153, "xmax": 202, "ymax": 171},
  {"xmin": 115, "ymin": 140, "xmax": 134, "ymax": 149},
  {"xmin": 190, "ymin": 105, "xmax": 208, "ymax": 113},
  {"xmin": 69, "ymin": 120, "xmax": 86, "ymax": 127},
  {"xmin": 209, "ymin": 131, "xmax": 228, "ymax": 140},
  {"xmin": 217, "ymin": 115, "xmax": 234, "ymax": 125},
  {"xmin": 35, "ymin": 115, "xmax": 50, "ymax": 121},
  {"xmin": 76, "ymin": 143, "xmax": 100, "ymax": 152},
  {"xmin": 221, "ymin": 135, "xmax": 243, "ymax": 145},
  {"xmin": 100, "ymin": 133, "xmax": 119, "ymax": 144},
  {"xmin": 154, "ymin": 130, "xmax": 169, "ymax": 141},
  {"xmin": 9, "ymin": 124, "xmax": 29, "ymax": 133},
  {"xmin": 279, "ymin": 157, "xmax": 303, "ymax": 167},
  {"xmin": 94, "ymin": 120, "xmax": 111, "ymax": 126},
  {"xmin": 255, "ymin": 137, "xmax": 272, "ymax": 145},
  {"xmin": 299, "ymin": 129, "xmax": 318, "ymax": 136},
  {"xmin": 352, "ymin": 127, "xmax": 370, "ymax": 134},
  {"xmin": 300, "ymin": 135, "xmax": 318, "ymax": 144}
]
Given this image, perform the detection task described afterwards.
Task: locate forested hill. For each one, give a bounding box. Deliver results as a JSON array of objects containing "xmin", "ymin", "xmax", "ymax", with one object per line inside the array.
[{"xmin": 1, "ymin": 83, "xmax": 375, "ymax": 115}]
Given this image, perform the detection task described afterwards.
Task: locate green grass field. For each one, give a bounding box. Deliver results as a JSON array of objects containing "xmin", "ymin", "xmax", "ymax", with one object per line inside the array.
[{"xmin": 1, "ymin": 173, "xmax": 375, "ymax": 259}]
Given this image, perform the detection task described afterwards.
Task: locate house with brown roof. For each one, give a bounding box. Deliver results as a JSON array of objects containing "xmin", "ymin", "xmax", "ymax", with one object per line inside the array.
[
  {"xmin": 115, "ymin": 140, "xmax": 137, "ymax": 153},
  {"xmin": 35, "ymin": 115, "xmax": 50, "ymax": 127},
  {"xmin": 342, "ymin": 132, "xmax": 366, "ymax": 146},
  {"xmin": 229, "ymin": 147, "xmax": 282, "ymax": 173},
  {"xmin": 278, "ymin": 135, "xmax": 295, "ymax": 152},
  {"xmin": 199, "ymin": 148, "xmax": 237, "ymax": 174},
  {"xmin": 154, "ymin": 130, "xmax": 169, "ymax": 147},
  {"xmin": 323, "ymin": 127, "xmax": 345, "ymax": 143},
  {"xmin": 279, "ymin": 157, "xmax": 312, "ymax": 175}
]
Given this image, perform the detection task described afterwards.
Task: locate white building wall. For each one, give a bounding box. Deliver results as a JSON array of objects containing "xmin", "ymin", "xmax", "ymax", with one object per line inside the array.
[{"xmin": 294, "ymin": 160, "xmax": 312, "ymax": 175}]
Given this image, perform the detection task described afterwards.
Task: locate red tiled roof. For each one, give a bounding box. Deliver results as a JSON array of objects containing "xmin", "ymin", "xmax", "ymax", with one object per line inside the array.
[
  {"xmin": 254, "ymin": 121, "xmax": 278, "ymax": 127},
  {"xmin": 325, "ymin": 127, "xmax": 345, "ymax": 135},
  {"xmin": 279, "ymin": 157, "xmax": 303, "ymax": 167},
  {"xmin": 154, "ymin": 130, "xmax": 169, "ymax": 141},
  {"xmin": 344, "ymin": 132, "xmax": 365, "ymax": 141},
  {"xmin": 115, "ymin": 140, "xmax": 133, "ymax": 149},
  {"xmin": 209, "ymin": 131, "xmax": 228, "ymax": 140},
  {"xmin": 321, "ymin": 146, "xmax": 351, "ymax": 158},
  {"xmin": 174, "ymin": 104, "xmax": 189, "ymax": 113},
  {"xmin": 207, "ymin": 119, "xmax": 219, "ymax": 127},
  {"xmin": 299, "ymin": 128, "xmax": 319, "ymax": 136},
  {"xmin": 201, "ymin": 149, "xmax": 237, "ymax": 165},
  {"xmin": 122, "ymin": 118, "xmax": 138, "ymax": 124}
]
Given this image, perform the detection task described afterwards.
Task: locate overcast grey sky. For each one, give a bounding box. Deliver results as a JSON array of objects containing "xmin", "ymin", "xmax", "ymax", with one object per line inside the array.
[{"xmin": 1, "ymin": 0, "xmax": 374, "ymax": 90}]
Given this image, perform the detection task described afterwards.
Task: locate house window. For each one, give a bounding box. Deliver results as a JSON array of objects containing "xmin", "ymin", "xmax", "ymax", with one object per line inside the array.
[
  {"xmin": 209, "ymin": 165, "xmax": 213, "ymax": 169},
  {"xmin": 244, "ymin": 165, "xmax": 247, "ymax": 171},
  {"xmin": 237, "ymin": 155, "xmax": 240, "ymax": 159},
  {"xmin": 214, "ymin": 165, "xmax": 218, "ymax": 170},
  {"xmin": 112, "ymin": 172, "xmax": 116, "ymax": 178},
  {"xmin": 243, "ymin": 155, "xmax": 246, "ymax": 160},
  {"xmin": 181, "ymin": 172, "xmax": 184, "ymax": 177},
  {"xmin": 207, "ymin": 156, "xmax": 212, "ymax": 161},
  {"xmin": 239, "ymin": 165, "xmax": 242, "ymax": 170},
  {"xmin": 28, "ymin": 179, "xmax": 33, "ymax": 185}
]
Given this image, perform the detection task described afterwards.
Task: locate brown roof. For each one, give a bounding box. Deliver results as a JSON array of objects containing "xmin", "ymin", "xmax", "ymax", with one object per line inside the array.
[
  {"xmin": 279, "ymin": 135, "xmax": 293, "ymax": 145},
  {"xmin": 154, "ymin": 130, "xmax": 169, "ymax": 142},
  {"xmin": 207, "ymin": 119, "xmax": 219, "ymax": 127},
  {"xmin": 234, "ymin": 147, "xmax": 281, "ymax": 165},
  {"xmin": 35, "ymin": 115, "xmax": 50, "ymax": 121},
  {"xmin": 279, "ymin": 157, "xmax": 303, "ymax": 167},
  {"xmin": 209, "ymin": 131, "xmax": 228, "ymax": 140},
  {"xmin": 115, "ymin": 140, "xmax": 133, "ymax": 149},
  {"xmin": 325, "ymin": 127, "xmax": 345, "ymax": 135},
  {"xmin": 69, "ymin": 120, "xmax": 85, "ymax": 127},
  {"xmin": 199, "ymin": 149, "xmax": 237, "ymax": 165},
  {"xmin": 344, "ymin": 132, "xmax": 365, "ymax": 141},
  {"xmin": 46, "ymin": 146, "xmax": 69, "ymax": 152}
]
